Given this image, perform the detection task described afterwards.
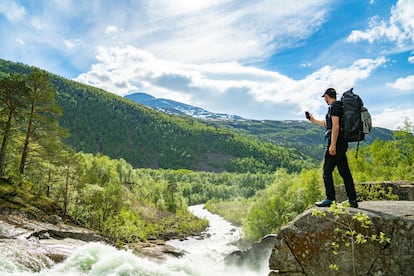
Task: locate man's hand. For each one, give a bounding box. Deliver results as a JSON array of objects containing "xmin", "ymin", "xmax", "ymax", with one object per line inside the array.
[{"xmin": 329, "ymin": 144, "xmax": 337, "ymax": 156}]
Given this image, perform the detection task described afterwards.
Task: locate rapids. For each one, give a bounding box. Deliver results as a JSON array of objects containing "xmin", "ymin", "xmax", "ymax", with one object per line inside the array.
[{"xmin": 0, "ymin": 205, "xmax": 271, "ymax": 275}]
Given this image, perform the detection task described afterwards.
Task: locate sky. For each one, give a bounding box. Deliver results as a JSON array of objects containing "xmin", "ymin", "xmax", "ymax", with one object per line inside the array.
[{"xmin": 0, "ymin": 0, "xmax": 413, "ymax": 130}]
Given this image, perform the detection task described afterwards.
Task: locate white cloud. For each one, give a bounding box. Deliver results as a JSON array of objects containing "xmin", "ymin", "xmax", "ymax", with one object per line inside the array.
[
  {"xmin": 409, "ymin": 54, "xmax": 414, "ymax": 63},
  {"xmin": 105, "ymin": 26, "xmax": 118, "ymax": 34},
  {"xmin": 387, "ymin": 75, "xmax": 414, "ymax": 91},
  {"xmin": 100, "ymin": 0, "xmax": 331, "ymax": 64},
  {"xmin": 75, "ymin": 46, "xmax": 387, "ymax": 122},
  {"xmin": 0, "ymin": 0, "xmax": 26, "ymax": 22},
  {"xmin": 372, "ymin": 107, "xmax": 414, "ymax": 130},
  {"xmin": 64, "ymin": 39, "xmax": 80, "ymax": 50},
  {"xmin": 0, "ymin": 0, "xmax": 331, "ymax": 73},
  {"xmin": 347, "ymin": 0, "xmax": 414, "ymax": 47}
]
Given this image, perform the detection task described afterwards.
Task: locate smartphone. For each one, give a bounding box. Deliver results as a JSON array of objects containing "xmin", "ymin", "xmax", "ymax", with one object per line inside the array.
[{"xmin": 305, "ymin": 111, "xmax": 311, "ymax": 120}]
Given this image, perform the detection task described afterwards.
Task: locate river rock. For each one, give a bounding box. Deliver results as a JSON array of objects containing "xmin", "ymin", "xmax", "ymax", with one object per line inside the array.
[
  {"xmin": 268, "ymin": 201, "xmax": 414, "ymax": 275},
  {"xmin": 0, "ymin": 209, "xmax": 107, "ymax": 271},
  {"xmin": 128, "ymin": 239, "xmax": 186, "ymax": 263},
  {"xmin": 43, "ymin": 215, "xmax": 62, "ymax": 225},
  {"xmin": 225, "ymin": 234, "xmax": 277, "ymax": 271}
]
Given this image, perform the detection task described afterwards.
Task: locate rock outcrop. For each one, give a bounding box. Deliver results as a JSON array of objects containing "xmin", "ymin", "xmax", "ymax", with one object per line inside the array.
[{"xmin": 268, "ymin": 201, "xmax": 414, "ymax": 275}]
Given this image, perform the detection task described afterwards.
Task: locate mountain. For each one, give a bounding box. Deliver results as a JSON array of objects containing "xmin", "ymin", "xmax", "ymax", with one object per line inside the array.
[
  {"xmin": 125, "ymin": 92, "xmax": 244, "ymax": 120},
  {"xmin": 0, "ymin": 59, "xmax": 312, "ymax": 173},
  {"xmin": 125, "ymin": 93, "xmax": 394, "ymax": 160}
]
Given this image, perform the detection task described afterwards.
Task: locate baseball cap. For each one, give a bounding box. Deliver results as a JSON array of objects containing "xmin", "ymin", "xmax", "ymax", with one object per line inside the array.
[{"xmin": 321, "ymin": 88, "xmax": 337, "ymax": 97}]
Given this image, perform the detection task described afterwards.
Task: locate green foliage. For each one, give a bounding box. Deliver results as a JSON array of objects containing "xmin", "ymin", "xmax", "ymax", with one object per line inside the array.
[
  {"xmin": 356, "ymin": 183, "xmax": 399, "ymax": 201},
  {"xmin": 61, "ymin": 152, "xmax": 211, "ymax": 240},
  {"xmin": 243, "ymin": 169, "xmax": 323, "ymax": 240},
  {"xmin": 0, "ymin": 69, "xmax": 65, "ymax": 178},
  {"xmin": 204, "ymin": 199, "xmax": 251, "ymax": 226},
  {"xmin": 103, "ymin": 209, "xmax": 153, "ymax": 242},
  {"xmin": 348, "ymin": 118, "xmax": 414, "ymax": 182},
  {"xmin": 19, "ymin": 69, "xmax": 63, "ymax": 175},
  {"xmin": 312, "ymin": 203, "xmax": 391, "ymax": 275},
  {"xmin": 0, "ymin": 74, "xmax": 29, "ymax": 177}
]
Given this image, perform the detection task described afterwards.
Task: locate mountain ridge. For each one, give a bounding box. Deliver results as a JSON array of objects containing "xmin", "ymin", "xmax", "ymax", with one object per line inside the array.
[
  {"xmin": 124, "ymin": 92, "xmax": 394, "ymax": 160},
  {"xmin": 125, "ymin": 92, "xmax": 244, "ymax": 120}
]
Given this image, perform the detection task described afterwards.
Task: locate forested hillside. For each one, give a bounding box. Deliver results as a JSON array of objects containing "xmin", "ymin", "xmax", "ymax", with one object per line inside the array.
[
  {"xmin": 0, "ymin": 59, "xmax": 312, "ymax": 173},
  {"xmin": 206, "ymin": 119, "xmax": 394, "ymax": 160}
]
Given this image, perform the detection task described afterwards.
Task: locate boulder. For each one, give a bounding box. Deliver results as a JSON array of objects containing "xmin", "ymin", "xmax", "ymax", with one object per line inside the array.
[
  {"xmin": 225, "ymin": 234, "xmax": 277, "ymax": 271},
  {"xmin": 268, "ymin": 201, "xmax": 414, "ymax": 275},
  {"xmin": 128, "ymin": 239, "xmax": 185, "ymax": 263}
]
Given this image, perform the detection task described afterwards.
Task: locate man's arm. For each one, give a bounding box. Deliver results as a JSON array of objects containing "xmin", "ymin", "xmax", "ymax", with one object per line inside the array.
[
  {"xmin": 329, "ymin": 115, "xmax": 340, "ymax": 155},
  {"xmin": 308, "ymin": 114, "xmax": 326, "ymax": 127}
]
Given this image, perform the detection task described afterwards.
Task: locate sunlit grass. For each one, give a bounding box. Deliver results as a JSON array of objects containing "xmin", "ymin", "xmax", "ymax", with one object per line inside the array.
[{"xmin": 204, "ymin": 198, "xmax": 252, "ymax": 226}]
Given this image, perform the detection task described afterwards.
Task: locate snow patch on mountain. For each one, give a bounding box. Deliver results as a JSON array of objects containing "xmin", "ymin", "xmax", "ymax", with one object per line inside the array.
[{"xmin": 125, "ymin": 92, "xmax": 244, "ymax": 121}]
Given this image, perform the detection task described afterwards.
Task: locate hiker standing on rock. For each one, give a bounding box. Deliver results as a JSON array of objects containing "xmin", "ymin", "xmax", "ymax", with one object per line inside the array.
[{"xmin": 306, "ymin": 88, "xmax": 358, "ymax": 208}]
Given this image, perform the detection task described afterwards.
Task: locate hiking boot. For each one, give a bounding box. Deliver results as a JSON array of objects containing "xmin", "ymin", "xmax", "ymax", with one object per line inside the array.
[
  {"xmin": 341, "ymin": 200, "xmax": 358, "ymax": 208},
  {"xmin": 315, "ymin": 199, "xmax": 333, "ymax": 207},
  {"xmin": 349, "ymin": 200, "xmax": 358, "ymax": 208}
]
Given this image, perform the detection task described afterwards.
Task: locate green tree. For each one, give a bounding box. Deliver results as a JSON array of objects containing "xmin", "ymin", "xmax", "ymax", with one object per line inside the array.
[
  {"xmin": 0, "ymin": 74, "xmax": 29, "ymax": 177},
  {"xmin": 19, "ymin": 69, "xmax": 62, "ymax": 175}
]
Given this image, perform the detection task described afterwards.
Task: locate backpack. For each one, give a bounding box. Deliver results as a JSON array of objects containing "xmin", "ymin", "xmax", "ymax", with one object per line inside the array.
[{"xmin": 340, "ymin": 88, "xmax": 372, "ymax": 156}]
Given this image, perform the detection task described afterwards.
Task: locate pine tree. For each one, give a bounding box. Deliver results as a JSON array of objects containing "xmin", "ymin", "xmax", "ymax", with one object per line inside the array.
[
  {"xmin": 19, "ymin": 69, "xmax": 62, "ymax": 175},
  {"xmin": 0, "ymin": 74, "xmax": 29, "ymax": 177}
]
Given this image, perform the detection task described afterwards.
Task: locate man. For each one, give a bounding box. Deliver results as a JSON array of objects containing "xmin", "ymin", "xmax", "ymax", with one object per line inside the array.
[{"xmin": 307, "ymin": 88, "xmax": 358, "ymax": 208}]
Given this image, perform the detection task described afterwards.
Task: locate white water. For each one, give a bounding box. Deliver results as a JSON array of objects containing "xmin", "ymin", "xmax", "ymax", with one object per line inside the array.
[{"xmin": 0, "ymin": 205, "xmax": 270, "ymax": 275}]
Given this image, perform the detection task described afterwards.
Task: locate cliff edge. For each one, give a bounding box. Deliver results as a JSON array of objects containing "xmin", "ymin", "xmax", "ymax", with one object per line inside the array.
[{"xmin": 268, "ymin": 200, "xmax": 414, "ymax": 275}]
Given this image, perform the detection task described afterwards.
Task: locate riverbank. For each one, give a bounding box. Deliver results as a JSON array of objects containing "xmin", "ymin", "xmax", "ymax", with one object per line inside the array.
[
  {"xmin": 0, "ymin": 179, "xmax": 199, "ymax": 272},
  {"xmin": 0, "ymin": 207, "xmax": 191, "ymax": 272}
]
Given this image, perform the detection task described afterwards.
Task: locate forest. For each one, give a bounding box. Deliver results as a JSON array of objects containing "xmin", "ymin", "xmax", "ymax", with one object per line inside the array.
[
  {"xmin": 0, "ymin": 59, "xmax": 315, "ymax": 174},
  {"xmin": 1, "ymin": 59, "xmax": 413, "ymax": 245}
]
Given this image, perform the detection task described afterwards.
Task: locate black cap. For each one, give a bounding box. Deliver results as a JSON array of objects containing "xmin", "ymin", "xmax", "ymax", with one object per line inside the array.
[{"xmin": 322, "ymin": 88, "xmax": 337, "ymax": 98}]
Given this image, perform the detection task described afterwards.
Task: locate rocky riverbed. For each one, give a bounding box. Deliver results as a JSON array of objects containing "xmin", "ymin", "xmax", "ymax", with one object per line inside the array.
[{"xmin": 0, "ymin": 208, "xmax": 185, "ymax": 272}]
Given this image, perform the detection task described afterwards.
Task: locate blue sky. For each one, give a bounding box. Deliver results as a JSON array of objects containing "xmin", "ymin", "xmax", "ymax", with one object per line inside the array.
[{"xmin": 0, "ymin": 0, "xmax": 413, "ymax": 130}]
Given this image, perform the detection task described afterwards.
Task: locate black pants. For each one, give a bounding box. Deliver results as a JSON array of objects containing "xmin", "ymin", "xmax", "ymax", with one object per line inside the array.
[{"xmin": 323, "ymin": 137, "xmax": 357, "ymax": 201}]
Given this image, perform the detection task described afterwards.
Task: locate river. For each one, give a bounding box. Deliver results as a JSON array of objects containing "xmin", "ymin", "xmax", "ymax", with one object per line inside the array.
[{"xmin": 0, "ymin": 205, "xmax": 271, "ymax": 275}]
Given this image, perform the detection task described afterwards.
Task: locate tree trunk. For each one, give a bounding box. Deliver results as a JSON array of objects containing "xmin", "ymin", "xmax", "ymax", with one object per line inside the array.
[
  {"xmin": 19, "ymin": 104, "xmax": 34, "ymax": 175},
  {"xmin": 47, "ymin": 169, "xmax": 51, "ymax": 197},
  {"xmin": 0, "ymin": 112, "xmax": 13, "ymax": 178},
  {"xmin": 63, "ymin": 163, "xmax": 70, "ymax": 218}
]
